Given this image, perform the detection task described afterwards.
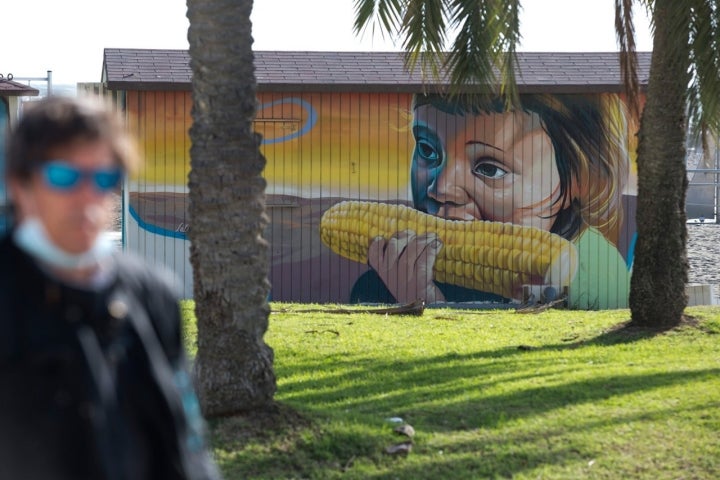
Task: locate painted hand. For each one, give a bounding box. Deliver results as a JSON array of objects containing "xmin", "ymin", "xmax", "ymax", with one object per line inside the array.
[{"xmin": 368, "ymin": 230, "xmax": 445, "ymax": 304}]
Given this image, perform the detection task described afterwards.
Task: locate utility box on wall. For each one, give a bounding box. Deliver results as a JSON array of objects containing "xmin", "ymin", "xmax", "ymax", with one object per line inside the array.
[{"xmin": 102, "ymin": 49, "xmax": 651, "ymax": 309}]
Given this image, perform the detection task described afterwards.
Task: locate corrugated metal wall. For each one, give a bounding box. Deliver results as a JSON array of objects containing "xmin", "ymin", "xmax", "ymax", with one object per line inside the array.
[
  {"xmin": 122, "ymin": 89, "xmax": 638, "ymax": 309},
  {"xmin": 123, "ymin": 90, "xmax": 193, "ymax": 296}
]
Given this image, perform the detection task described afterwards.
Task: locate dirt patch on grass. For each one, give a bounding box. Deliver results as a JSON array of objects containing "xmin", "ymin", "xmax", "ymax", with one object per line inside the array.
[
  {"xmin": 209, "ymin": 401, "xmax": 315, "ymax": 450},
  {"xmin": 601, "ymin": 314, "xmax": 701, "ymax": 339}
]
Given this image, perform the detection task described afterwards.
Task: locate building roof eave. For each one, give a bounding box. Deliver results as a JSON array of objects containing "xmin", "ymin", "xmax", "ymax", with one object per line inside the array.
[
  {"xmin": 102, "ymin": 49, "xmax": 653, "ymax": 94},
  {"xmin": 0, "ymin": 79, "xmax": 40, "ymax": 97}
]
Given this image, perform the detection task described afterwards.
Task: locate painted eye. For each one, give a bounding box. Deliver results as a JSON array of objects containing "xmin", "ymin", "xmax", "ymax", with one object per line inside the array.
[
  {"xmin": 415, "ymin": 140, "xmax": 442, "ymax": 168},
  {"xmin": 473, "ymin": 159, "xmax": 509, "ymax": 179},
  {"xmin": 417, "ymin": 140, "xmax": 439, "ymax": 160},
  {"xmin": 412, "ymin": 123, "xmax": 444, "ymax": 169}
]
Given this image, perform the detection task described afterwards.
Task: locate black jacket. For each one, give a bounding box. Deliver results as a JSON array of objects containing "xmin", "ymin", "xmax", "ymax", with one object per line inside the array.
[{"xmin": 0, "ymin": 234, "xmax": 220, "ymax": 480}]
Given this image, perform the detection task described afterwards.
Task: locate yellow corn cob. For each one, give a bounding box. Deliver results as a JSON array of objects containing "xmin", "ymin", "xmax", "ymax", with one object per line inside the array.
[{"xmin": 319, "ymin": 200, "xmax": 577, "ymax": 299}]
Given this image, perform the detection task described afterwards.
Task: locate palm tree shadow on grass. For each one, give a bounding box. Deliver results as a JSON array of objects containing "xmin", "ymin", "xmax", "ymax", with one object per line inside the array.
[
  {"xmin": 564, "ymin": 313, "xmax": 700, "ymax": 348},
  {"xmin": 205, "ymin": 316, "xmax": 717, "ymax": 478},
  {"xmin": 214, "ymin": 313, "xmax": 702, "ymax": 415}
]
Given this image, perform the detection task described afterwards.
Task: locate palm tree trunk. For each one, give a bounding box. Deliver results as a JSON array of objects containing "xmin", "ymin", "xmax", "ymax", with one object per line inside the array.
[
  {"xmin": 629, "ymin": 0, "xmax": 691, "ymax": 327},
  {"xmin": 186, "ymin": 0, "xmax": 276, "ymax": 416}
]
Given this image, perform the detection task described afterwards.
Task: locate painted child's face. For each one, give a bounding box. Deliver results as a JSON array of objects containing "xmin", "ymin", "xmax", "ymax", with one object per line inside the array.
[{"xmin": 411, "ymin": 104, "xmax": 563, "ymax": 231}]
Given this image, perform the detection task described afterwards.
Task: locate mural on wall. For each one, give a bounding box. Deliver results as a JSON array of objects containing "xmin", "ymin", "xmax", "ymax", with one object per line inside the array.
[
  {"xmin": 125, "ymin": 90, "xmax": 637, "ymax": 309},
  {"xmin": 321, "ymin": 93, "xmax": 637, "ymax": 309},
  {"xmin": 122, "ymin": 90, "xmax": 194, "ymax": 297}
]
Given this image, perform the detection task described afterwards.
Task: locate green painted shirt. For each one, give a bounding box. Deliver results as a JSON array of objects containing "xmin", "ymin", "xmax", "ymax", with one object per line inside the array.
[{"xmin": 567, "ymin": 227, "xmax": 631, "ymax": 310}]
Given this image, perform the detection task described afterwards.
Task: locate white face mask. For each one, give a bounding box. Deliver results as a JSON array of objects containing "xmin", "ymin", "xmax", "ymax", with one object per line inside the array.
[{"xmin": 13, "ymin": 217, "xmax": 115, "ymax": 270}]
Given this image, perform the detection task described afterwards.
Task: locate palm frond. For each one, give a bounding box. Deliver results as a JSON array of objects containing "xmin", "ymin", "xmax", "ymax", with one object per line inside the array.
[
  {"xmin": 687, "ymin": 0, "xmax": 720, "ymax": 139},
  {"xmin": 400, "ymin": 0, "xmax": 449, "ymax": 83},
  {"xmin": 637, "ymin": 0, "xmax": 656, "ymax": 34},
  {"xmin": 615, "ymin": 0, "xmax": 641, "ymax": 120},
  {"xmin": 444, "ymin": 0, "xmax": 521, "ymax": 106},
  {"xmin": 353, "ymin": 0, "xmax": 404, "ymax": 43},
  {"xmin": 495, "ymin": 1, "xmax": 521, "ymax": 108},
  {"xmin": 353, "ymin": 0, "xmax": 534, "ymax": 108}
]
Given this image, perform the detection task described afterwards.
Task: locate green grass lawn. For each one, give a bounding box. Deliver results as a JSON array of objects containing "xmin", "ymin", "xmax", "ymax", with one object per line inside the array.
[{"xmin": 181, "ymin": 301, "xmax": 720, "ymax": 479}]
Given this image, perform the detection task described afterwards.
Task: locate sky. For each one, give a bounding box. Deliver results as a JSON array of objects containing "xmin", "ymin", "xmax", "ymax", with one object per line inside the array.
[{"xmin": 1, "ymin": 0, "xmax": 653, "ymax": 87}]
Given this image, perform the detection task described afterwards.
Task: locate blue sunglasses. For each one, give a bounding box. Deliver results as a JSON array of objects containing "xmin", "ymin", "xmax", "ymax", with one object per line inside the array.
[{"xmin": 41, "ymin": 161, "xmax": 124, "ymax": 192}]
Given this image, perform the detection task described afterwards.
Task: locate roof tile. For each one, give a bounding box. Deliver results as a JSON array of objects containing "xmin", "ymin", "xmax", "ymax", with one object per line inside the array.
[
  {"xmin": 0, "ymin": 78, "xmax": 40, "ymax": 96},
  {"xmin": 103, "ymin": 48, "xmax": 651, "ymax": 93}
]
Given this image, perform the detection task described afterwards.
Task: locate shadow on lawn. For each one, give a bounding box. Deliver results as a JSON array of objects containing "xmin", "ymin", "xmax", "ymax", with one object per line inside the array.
[
  {"xmin": 210, "ymin": 315, "xmax": 715, "ymax": 478},
  {"xmin": 577, "ymin": 313, "xmax": 701, "ymax": 345},
  {"xmin": 277, "ymin": 350, "xmax": 719, "ymax": 429},
  {"xmin": 211, "ymin": 359, "xmax": 718, "ymax": 478},
  {"xmin": 270, "ymin": 312, "xmax": 715, "ymax": 419}
]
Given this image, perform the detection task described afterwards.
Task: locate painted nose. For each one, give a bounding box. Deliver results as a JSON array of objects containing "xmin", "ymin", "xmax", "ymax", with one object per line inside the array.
[
  {"xmin": 428, "ymin": 168, "xmax": 471, "ymax": 207},
  {"xmin": 426, "ymin": 164, "xmax": 486, "ymax": 221}
]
